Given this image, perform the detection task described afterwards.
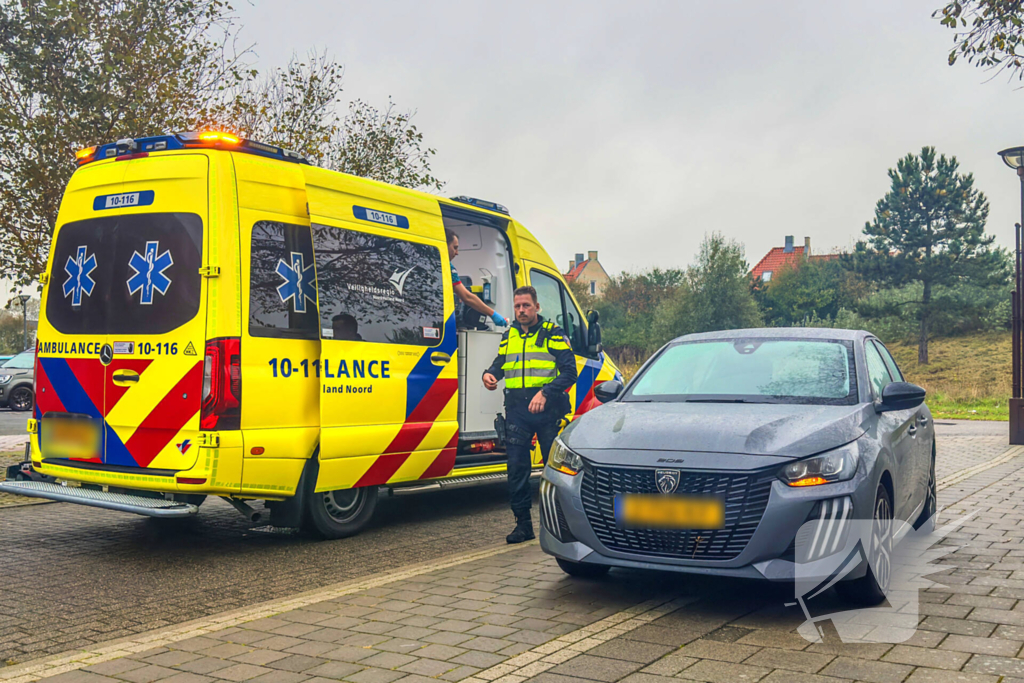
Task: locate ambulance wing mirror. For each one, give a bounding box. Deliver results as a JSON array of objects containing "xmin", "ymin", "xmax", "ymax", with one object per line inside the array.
[{"xmin": 586, "ymin": 309, "xmax": 602, "ymax": 356}]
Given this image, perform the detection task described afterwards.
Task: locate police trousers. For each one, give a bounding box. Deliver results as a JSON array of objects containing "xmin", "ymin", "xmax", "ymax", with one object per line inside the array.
[{"xmin": 505, "ymin": 399, "xmax": 563, "ymax": 518}]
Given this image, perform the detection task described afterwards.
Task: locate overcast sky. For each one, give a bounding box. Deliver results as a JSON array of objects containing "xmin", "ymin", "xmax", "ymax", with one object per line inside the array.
[{"xmin": 236, "ymin": 0, "xmax": 1020, "ymax": 276}]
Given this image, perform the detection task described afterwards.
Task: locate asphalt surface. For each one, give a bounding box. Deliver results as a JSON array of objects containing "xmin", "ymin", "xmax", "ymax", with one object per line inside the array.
[
  {"xmin": 0, "ymin": 420, "xmax": 1010, "ymax": 669},
  {"xmin": 0, "ymin": 408, "xmax": 30, "ymax": 437}
]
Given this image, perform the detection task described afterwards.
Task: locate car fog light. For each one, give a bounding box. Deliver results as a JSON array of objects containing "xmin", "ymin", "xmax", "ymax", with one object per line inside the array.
[
  {"xmin": 549, "ymin": 437, "xmax": 583, "ymax": 476},
  {"xmin": 780, "ymin": 443, "xmax": 859, "ymax": 487}
]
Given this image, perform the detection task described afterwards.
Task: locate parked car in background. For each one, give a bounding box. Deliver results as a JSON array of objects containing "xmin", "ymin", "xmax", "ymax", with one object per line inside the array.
[
  {"xmin": 0, "ymin": 355, "xmax": 13, "ymax": 364},
  {"xmin": 540, "ymin": 328, "xmax": 935, "ymax": 605},
  {"xmin": 0, "ymin": 350, "xmax": 35, "ymax": 411}
]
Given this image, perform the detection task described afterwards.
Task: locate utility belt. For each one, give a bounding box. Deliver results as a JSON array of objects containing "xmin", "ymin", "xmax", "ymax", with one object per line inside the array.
[{"xmin": 502, "ymin": 386, "xmax": 570, "ymax": 412}]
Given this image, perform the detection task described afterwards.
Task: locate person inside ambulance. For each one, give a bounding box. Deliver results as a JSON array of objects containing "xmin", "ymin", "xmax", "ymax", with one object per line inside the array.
[
  {"xmin": 331, "ymin": 313, "xmax": 363, "ymax": 341},
  {"xmin": 482, "ymin": 286, "xmax": 577, "ymax": 543},
  {"xmin": 446, "ymin": 229, "xmax": 508, "ymax": 327}
]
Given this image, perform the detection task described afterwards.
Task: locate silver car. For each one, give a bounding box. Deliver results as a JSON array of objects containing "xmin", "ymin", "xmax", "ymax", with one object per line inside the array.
[{"xmin": 539, "ymin": 329, "xmax": 935, "ymax": 604}]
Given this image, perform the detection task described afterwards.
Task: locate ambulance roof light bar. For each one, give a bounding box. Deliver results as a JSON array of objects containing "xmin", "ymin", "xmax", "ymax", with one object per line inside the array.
[
  {"xmin": 450, "ymin": 195, "xmax": 510, "ymax": 215},
  {"xmin": 75, "ymin": 132, "xmax": 308, "ymax": 166}
]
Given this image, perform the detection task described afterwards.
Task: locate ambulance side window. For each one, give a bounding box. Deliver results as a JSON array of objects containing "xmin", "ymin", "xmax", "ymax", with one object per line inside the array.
[
  {"xmin": 248, "ymin": 221, "xmax": 320, "ymax": 339},
  {"xmin": 312, "ymin": 224, "xmax": 445, "ymax": 347}
]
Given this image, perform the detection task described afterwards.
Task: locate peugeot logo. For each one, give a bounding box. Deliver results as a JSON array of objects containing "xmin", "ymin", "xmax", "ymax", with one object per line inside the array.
[
  {"xmin": 99, "ymin": 343, "xmax": 113, "ymax": 366},
  {"xmin": 656, "ymin": 469, "xmax": 680, "ymax": 495}
]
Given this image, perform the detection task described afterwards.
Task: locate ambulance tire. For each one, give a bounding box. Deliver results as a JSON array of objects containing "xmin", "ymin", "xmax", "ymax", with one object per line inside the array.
[{"xmin": 307, "ymin": 486, "xmax": 378, "ymax": 539}]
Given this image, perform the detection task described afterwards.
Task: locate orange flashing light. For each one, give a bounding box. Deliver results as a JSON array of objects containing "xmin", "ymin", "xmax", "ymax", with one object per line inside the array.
[
  {"xmin": 789, "ymin": 476, "xmax": 829, "ymax": 487},
  {"xmin": 75, "ymin": 146, "xmax": 96, "ymax": 161},
  {"xmin": 199, "ymin": 131, "xmax": 240, "ymax": 144},
  {"xmin": 553, "ymin": 465, "xmax": 580, "ymax": 476}
]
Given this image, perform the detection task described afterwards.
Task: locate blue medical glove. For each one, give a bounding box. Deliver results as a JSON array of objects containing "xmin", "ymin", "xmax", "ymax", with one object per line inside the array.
[{"xmin": 491, "ymin": 312, "xmax": 508, "ymax": 327}]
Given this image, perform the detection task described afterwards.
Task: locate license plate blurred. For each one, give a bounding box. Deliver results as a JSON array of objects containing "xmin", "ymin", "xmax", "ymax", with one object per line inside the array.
[
  {"xmin": 42, "ymin": 418, "xmax": 101, "ymax": 458},
  {"xmin": 615, "ymin": 495, "xmax": 725, "ymax": 529}
]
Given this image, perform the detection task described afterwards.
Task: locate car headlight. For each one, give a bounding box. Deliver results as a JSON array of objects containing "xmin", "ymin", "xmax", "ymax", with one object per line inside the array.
[
  {"xmin": 779, "ymin": 443, "xmax": 859, "ymax": 487},
  {"xmin": 549, "ymin": 436, "xmax": 584, "ymax": 476},
  {"xmin": 0, "ymin": 375, "xmax": 12, "ymax": 385}
]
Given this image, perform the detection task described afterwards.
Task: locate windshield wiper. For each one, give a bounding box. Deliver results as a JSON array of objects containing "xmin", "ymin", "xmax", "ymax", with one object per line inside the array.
[{"xmin": 684, "ymin": 398, "xmax": 752, "ymax": 403}]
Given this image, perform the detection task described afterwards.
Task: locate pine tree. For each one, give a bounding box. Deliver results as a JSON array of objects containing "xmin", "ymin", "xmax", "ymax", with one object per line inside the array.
[{"xmin": 853, "ymin": 147, "xmax": 1004, "ymax": 364}]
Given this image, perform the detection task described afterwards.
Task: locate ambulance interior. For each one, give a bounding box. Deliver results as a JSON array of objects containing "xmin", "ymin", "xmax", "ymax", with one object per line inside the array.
[{"xmin": 443, "ymin": 212, "xmax": 514, "ymax": 465}]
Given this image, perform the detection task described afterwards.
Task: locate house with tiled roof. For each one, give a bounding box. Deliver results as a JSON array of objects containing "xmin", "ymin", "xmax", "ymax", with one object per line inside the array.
[
  {"xmin": 564, "ymin": 251, "xmax": 610, "ymax": 297},
  {"xmin": 750, "ymin": 236, "xmax": 838, "ymax": 282}
]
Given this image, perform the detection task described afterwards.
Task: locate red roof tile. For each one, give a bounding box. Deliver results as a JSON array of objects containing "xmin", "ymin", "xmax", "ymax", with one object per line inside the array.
[
  {"xmin": 564, "ymin": 260, "xmax": 589, "ymax": 281},
  {"xmin": 750, "ymin": 248, "xmax": 838, "ymax": 280}
]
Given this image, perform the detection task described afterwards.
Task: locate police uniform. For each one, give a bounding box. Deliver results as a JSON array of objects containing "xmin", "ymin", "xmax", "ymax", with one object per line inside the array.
[{"xmin": 484, "ymin": 315, "xmax": 577, "ymax": 543}]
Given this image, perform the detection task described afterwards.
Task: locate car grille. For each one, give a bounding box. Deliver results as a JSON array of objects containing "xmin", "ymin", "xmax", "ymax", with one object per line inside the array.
[{"xmin": 580, "ymin": 462, "xmax": 775, "ymax": 560}]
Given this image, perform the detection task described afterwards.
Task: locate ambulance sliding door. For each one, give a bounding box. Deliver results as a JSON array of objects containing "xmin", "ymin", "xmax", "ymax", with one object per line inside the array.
[{"xmin": 312, "ymin": 220, "xmax": 459, "ymax": 491}]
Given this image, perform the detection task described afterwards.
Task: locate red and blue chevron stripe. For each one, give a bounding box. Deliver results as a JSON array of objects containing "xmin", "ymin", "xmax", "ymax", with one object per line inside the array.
[{"xmin": 355, "ymin": 314, "xmax": 459, "ymax": 486}]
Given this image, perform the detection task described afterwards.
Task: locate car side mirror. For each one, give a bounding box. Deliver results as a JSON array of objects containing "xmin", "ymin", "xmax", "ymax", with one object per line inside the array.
[
  {"xmin": 586, "ymin": 310, "xmax": 602, "ymax": 355},
  {"xmin": 876, "ymin": 382, "xmax": 926, "ymax": 413},
  {"xmin": 593, "ymin": 380, "xmax": 622, "ymax": 403}
]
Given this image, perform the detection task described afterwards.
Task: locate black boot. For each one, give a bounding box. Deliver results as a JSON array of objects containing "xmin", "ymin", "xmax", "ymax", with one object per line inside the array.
[{"xmin": 506, "ymin": 512, "xmax": 535, "ymax": 544}]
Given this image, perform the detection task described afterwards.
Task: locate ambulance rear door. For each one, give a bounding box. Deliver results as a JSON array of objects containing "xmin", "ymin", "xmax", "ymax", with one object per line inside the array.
[{"xmin": 40, "ymin": 154, "xmax": 209, "ymax": 473}]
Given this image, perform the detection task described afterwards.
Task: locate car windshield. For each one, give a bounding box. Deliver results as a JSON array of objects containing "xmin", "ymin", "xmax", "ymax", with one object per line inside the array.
[
  {"xmin": 2, "ymin": 351, "xmax": 34, "ymax": 369},
  {"xmin": 626, "ymin": 338, "xmax": 857, "ymax": 405}
]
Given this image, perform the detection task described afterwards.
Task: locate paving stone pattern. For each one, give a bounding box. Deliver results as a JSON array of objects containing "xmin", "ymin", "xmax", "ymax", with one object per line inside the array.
[{"xmin": 20, "ymin": 432, "xmax": 1024, "ymax": 683}]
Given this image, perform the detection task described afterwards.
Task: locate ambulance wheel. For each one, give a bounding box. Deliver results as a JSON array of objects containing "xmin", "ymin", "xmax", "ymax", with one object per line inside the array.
[{"xmin": 307, "ymin": 486, "xmax": 378, "ymax": 539}]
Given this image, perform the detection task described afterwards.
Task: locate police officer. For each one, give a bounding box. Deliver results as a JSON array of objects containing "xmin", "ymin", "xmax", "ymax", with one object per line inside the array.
[{"xmin": 482, "ymin": 285, "xmax": 577, "ymax": 543}]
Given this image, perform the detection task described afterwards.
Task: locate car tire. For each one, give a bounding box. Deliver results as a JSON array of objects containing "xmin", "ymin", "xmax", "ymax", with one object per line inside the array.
[
  {"xmin": 8, "ymin": 386, "xmax": 33, "ymax": 412},
  {"xmin": 306, "ymin": 486, "xmax": 378, "ymax": 539},
  {"xmin": 913, "ymin": 443, "xmax": 937, "ymax": 534},
  {"xmin": 556, "ymin": 558, "xmax": 610, "ymax": 578},
  {"xmin": 836, "ymin": 483, "xmax": 893, "ymax": 606}
]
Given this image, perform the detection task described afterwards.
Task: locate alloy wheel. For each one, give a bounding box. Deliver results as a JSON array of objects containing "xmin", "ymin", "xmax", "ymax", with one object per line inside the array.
[{"xmin": 869, "ymin": 492, "xmax": 893, "ymax": 594}]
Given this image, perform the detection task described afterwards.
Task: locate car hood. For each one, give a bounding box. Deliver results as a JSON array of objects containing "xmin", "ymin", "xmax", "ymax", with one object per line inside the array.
[
  {"xmin": 564, "ymin": 401, "xmax": 872, "ymax": 460},
  {"xmin": 1, "ymin": 369, "xmax": 30, "ymax": 377}
]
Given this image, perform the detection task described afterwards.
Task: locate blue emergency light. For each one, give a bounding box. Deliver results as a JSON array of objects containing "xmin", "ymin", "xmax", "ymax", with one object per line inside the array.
[{"xmin": 75, "ymin": 131, "xmax": 309, "ymax": 166}]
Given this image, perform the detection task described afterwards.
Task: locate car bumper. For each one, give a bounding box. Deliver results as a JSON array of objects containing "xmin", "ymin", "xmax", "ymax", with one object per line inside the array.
[{"xmin": 538, "ymin": 463, "xmax": 875, "ymax": 582}]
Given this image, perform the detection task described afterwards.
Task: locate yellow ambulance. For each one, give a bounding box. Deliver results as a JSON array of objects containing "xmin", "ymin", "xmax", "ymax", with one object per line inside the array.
[{"xmin": 0, "ymin": 131, "xmax": 620, "ymax": 538}]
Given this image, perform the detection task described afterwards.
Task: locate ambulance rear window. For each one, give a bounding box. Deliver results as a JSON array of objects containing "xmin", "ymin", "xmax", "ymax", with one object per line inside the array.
[
  {"xmin": 313, "ymin": 225, "xmax": 444, "ymax": 347},
  {"xmin": 248, "ymin": 221, "xmax": 319, "ymax": 339},
  {"xmin": 46, "ymin": 213, "xmax": 203, "ymax": 335}
]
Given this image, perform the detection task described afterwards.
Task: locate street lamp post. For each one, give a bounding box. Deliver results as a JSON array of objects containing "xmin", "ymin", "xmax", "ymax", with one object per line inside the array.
[
  {"xmin": 999, "ymin": 147, "xmax": 1024, "ymax": 444},
  {"xmin": 14, "ymin": 294, "xmax": 30, "ymax": 352}
]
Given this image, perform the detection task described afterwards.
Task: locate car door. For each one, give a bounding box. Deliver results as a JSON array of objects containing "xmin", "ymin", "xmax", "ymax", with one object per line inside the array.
[
  {"xmin": 313, "ymin": 221, "xmax": 457, "ymax": 489},
  {"xmin": 864, "ymin": 340, "xmax": 918, "ymax": 520},
  {"xmin": 873, "ymin": 339, "xmax": 930, "ymax": 511},
  {"xmin": 526, "ymin": 266, "xmax": 608, "ymax": 420}
]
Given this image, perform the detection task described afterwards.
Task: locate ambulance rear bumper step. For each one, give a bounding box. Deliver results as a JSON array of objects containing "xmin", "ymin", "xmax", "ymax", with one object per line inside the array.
[
  {"xmin": 0, "ymin": 481, "xmax": 198, "ymax": 518},
  {"xmin": 389, "ymin": 469, "xmax": 542, "ymax": 496}
]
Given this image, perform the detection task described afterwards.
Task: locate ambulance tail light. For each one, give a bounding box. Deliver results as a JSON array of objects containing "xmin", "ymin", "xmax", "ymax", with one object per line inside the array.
[{"xmin": 201, "ymin": 338, "xmax": 241, "ymax": 430}]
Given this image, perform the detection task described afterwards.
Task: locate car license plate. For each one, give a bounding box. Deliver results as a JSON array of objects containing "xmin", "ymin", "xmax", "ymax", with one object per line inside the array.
[
  {"xmin": 41, "ymin": 417, "xmax": 101, "ymax": 458},
  {"xmin": 615, "ymin": 495, "xmax": 725, "ymax": 529}
]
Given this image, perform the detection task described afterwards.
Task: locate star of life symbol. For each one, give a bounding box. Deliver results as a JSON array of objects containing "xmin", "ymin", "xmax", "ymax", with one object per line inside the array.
[
  {"xmin": 127, "ymin": 241, "xmax": 173, "ymax": 304},
  {"xmin": 275, "ymin": 251, "xmax": 316, "ymax": 313},
  {"xmin": 63, "ymin": 245, "xmax": 97, "ymax": 307},
  {"xmin": 388, "ymin": 266, "xmax": 415, "ymax": 296}
]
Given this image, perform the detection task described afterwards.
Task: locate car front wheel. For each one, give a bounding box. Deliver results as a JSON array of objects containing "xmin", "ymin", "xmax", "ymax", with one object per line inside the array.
[
  {"xmin": 306, "ymin": 486, "xmax": 378, "ymax": 539},
  {"xmin": 836, "ymin": 483, "xmax": 892, "ymax": 606},
  {"xmin": 8, "ymin": 386, "xmax": 33, "ymax": 412}
]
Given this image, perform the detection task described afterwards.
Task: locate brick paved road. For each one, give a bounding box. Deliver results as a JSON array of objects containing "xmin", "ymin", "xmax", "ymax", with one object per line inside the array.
[
  {"xmin": 16, "ymin": 439, "xmax": 1024, "ymax": 683},
  {"xmin": 0, "ymin": 422, "xmax": 1013, "ymax": 675}
]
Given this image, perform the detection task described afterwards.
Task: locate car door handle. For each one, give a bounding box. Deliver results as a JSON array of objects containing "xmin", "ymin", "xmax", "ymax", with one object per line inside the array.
[
  {"xmin": 918, "ymin": 415, "xmax": 929, "ymax": 426},
  {"xmin": 907, "ymin": 424, "xmax": 918, "ymax": 436},
  {"xmin": 112, "ymin": 370, "xmax": 140, "ymax": 386}
]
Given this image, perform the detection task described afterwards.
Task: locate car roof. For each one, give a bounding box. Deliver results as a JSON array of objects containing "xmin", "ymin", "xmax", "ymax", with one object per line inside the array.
[{"xmin": 669, "ymin": 327, "xmax": 871, "ymax": 343}]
